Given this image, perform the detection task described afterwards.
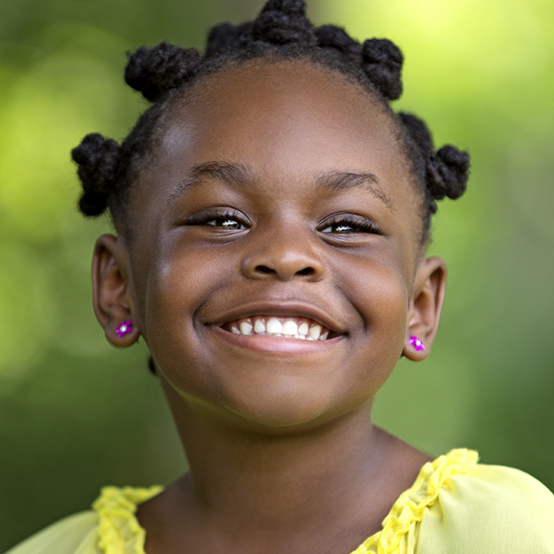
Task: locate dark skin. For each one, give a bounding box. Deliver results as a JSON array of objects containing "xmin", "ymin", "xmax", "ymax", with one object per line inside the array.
[{"xmin": 92, "ymin": 61, "xmax": 447, "ymax": 554}]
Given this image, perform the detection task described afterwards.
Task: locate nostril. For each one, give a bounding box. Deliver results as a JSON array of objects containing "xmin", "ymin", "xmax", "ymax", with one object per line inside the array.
[{"xmin": 254, "ymin": 264, "xmax": 315, "ymax": 278}]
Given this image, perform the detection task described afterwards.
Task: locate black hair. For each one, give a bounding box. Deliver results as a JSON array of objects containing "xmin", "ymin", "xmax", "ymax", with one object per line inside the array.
[{"xmin": 72, "ymin": 0, "xmax": 469, "ymax": 373}]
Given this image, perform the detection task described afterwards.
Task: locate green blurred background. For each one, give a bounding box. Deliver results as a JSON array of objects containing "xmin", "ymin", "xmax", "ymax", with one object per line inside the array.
[{"xmin": 1, "ymin": 0, "xmax": 553, "ymax": 549}]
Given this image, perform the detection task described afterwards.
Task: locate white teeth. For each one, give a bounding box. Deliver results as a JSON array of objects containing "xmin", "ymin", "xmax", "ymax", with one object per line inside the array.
[
  {"xmin": 228, "ymin": 317, "xmax": 332, "ymax": 340},
  {"xmin": 309, "ymin": 325, "xmax": 322, "ymax": 340},
  {"xmin": 282, "ymin": 320, "xmax": 298, "ymax": 336},
  {"xmin": 254, "ymin": 319, "xmax": 266, "ymax": 334},
  {"xmin": 239, "ymin": 321, "xmax": 253, "ymax": 335},
  {"xmin": 266, "ymin": 318, "xmax": 283, "ymax": 335}
]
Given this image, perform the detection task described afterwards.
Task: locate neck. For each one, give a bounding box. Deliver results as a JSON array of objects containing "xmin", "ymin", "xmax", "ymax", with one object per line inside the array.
[
  {"xmin": 141, "ymin": 380, "xmax": 424, "ymax": 554},
  {"xmin": 179, "ymin": 399, "xmax": 380, "ymax": 520}
]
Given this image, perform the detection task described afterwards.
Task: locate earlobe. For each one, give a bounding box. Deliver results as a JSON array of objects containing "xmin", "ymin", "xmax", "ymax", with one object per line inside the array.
[
  {"xmin": 92, "ymin": 234, "xmax": 140, "ymax": 347},
  {"xmin": 403, "ymin": 256, "xmax": 447, "ymax": 361}
]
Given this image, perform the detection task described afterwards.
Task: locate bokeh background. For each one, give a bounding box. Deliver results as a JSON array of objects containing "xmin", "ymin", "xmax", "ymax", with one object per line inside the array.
[{"xmin": 1, "ymin": 0, "xmax": 553, "ymax": 549}]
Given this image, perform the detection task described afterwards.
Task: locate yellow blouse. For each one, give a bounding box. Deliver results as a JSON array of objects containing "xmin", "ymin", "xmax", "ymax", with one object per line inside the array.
[{"xmin": 6, "ymin": 449, "xmax": 554, "ymax": 554}]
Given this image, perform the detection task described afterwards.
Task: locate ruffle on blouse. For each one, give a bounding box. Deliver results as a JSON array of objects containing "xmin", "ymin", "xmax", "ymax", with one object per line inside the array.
[
  {"xmin": 92, "ymin": 486, "xmax": 162, "ymax": 554},
  {"xmin": 352, "ymin": 448, "xmax": 479, "ymax": 554}
]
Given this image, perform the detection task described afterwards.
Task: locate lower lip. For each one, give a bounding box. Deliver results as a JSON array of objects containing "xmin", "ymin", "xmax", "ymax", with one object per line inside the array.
[{"xmin": 210, "ymin": 326, "xmax": 344, "ymax": 354}]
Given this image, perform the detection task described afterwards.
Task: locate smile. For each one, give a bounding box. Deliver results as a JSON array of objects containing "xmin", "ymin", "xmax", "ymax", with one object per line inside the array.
[{"xmin": 222, "ymin": 316, "xmax": 332, "ymax": 341}]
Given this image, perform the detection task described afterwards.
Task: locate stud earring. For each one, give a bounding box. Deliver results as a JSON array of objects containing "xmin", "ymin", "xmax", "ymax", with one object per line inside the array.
[
  {"xmin": 115, "ymin": 320, "xmax": 133, "ymax": 338},
  {"xmin": 409, "ymin": 335, "xmax": 425, "ymax": 352}
]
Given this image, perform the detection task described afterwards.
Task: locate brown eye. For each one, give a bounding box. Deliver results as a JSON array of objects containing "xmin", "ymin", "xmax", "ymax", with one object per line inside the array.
[
  {"xmin": 322, "ymin": 223, "xmax": 356, "ymax": 233},
  {"xmin": 207, "ymin": 218, "xmax": 245, "ymax": 229}
]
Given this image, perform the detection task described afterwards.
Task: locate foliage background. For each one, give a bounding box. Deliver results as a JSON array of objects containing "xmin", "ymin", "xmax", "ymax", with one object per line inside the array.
[{"xmin": 1, "ymin": 0, "xmax": 553, "ymax": 549}]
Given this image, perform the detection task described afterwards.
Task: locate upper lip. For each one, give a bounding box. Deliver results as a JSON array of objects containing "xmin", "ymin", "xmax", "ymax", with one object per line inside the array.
[{"xmin": 207, "ymin": 300, "xmax": 347, "ymax": 336}]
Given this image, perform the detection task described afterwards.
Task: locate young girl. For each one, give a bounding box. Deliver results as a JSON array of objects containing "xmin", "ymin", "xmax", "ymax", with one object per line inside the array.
[{"xmin": 6, "ymin": 0, "xmax": 554, "ymax": 552}]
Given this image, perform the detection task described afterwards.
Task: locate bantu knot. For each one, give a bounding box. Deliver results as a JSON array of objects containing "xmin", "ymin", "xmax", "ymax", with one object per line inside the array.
[
  {"xmin": 315, "ymin": 25, "xmax": 361, "ymax": 60},
  {"xmin": 125, "ymin": 41, "xmax": 202, "ymax": 102},
  {"xmin": 261, "ymin": 0, "xmax": 307, "ymax": 16},
  {"xmin": 206, "ymin": 21, "xmax": 253, "ymax": 58},
  {"xmin": 72, "ymin": 133, "xmax": 121, "ymax": 216},
  {"xmin": 252, "ymin": 0, "xmax": 317, "ymax": 46},
  {"xmin": 427, "ymin": 145, "xmax": 470, "ymax": 201},
  {"xmin": 399, "ymin": 112, "xmax": 470, "ymax": 203},
  {"xmin": 361, "ymin": 38, "xmax": 403, "ymax": 100}
]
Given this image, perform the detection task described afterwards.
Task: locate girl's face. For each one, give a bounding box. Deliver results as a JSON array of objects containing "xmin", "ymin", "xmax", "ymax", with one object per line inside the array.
[{"xmin": 103, "ymin": 61, "xmax": 438, "ymax": 430}]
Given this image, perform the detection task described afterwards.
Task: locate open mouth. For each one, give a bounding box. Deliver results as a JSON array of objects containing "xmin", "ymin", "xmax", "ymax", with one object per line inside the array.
[{"xmin": 221, "ymin": 316, "xmax": 333, "ymax": 341}]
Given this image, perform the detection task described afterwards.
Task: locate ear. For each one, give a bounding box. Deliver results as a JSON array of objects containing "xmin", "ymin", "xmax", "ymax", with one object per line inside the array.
[
  {"xmin": 92, "ymin": 234, "xmax": 140, "ymax": 347},
  {"xmin": 402, "ymin": 256, "xmax": 447, "ymax": 361}
]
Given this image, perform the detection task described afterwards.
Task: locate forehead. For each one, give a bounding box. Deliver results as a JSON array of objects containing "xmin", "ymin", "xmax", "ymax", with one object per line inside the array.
[
  {"xmin": 133, "ymin": 60, "xmax": 422, "ymax": 241},
  {"xmin": 163, "ymin": 61, "xmax": 400, "ymax": 176}
]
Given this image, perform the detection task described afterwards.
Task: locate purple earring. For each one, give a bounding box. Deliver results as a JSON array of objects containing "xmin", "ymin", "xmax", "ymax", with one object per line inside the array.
[
  {"xmin": 409, "ymin": 335, "xmax": 425, "ymax": 352},
  {"xmin": 115, "ymin": 320, "xmax": 133, "ymax": 338}
]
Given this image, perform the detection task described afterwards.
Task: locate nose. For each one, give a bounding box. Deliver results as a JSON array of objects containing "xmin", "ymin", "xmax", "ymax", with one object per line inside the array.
[{"xmin": 241, "ymin": 225, "xmax": 325, "ymax": 282}]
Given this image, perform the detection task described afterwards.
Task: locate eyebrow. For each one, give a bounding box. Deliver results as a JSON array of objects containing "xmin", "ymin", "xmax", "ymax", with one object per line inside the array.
[
  {"xmin": 316, "ymin": 171, "xmax": 394, "ymax": 211},
  {"xmin": 168, "ymin": 161, "xmax": 253, "ymax": 201},
  {"xmin": 168, "ymin": 161, "xmax": 393, "ymax": 211}
]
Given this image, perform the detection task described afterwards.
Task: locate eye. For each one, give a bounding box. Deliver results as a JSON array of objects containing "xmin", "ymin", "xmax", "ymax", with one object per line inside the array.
[
  {"xmin": 185, "ymin": 209, "xmax": 249, "ymax": 230},
  {"xmin": 207, "ymin": 217, "xmax": 245, "ymax": 229},
  {"xmin": 319, "ymin": 214, "xmax": 381, "ymax": 235}
]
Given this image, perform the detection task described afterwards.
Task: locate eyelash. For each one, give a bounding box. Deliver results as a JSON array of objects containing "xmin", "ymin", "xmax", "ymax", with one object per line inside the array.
[
  {"xmin": 184, "ymin": 210, "xmax": 380, "ymax": 235},
  {"xmin": 185, "ymin": 209, "xmax": 249, "ymax": 230},
  {"xmin": 319, "ymin": 214, "xmax": 381, "ymax": 235}
]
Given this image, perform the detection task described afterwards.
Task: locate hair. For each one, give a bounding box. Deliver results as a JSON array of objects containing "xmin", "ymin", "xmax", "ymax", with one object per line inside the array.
[{"xmin": 72, "ymin": 0, "xmax": 470, "ymax": 373}]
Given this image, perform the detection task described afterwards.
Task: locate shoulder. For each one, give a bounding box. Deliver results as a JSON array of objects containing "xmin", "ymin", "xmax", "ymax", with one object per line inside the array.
[
  {"xmin": 419, "ymin": 461, "xmax": 554, "ymax": 552},
  {"xmin": 3, "ymin": 511, "xmax": 99, "ymax": 554},
  {"xmin": 3, "ymin": 485, "xmax": 162, "ymax": 554}
]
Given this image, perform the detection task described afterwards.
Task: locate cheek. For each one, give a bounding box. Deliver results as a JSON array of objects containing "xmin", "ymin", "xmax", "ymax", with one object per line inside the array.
[
  {"xmin": 136, "ymin": 238, "xmax": 229, "ymax": 375},
  {"xmin": 334, "ymin": 249, "xmax": 410, "ymax": 348},
  {"xmin": 336, "ymin": 258, "xmax": 409, "ymax": 406}
]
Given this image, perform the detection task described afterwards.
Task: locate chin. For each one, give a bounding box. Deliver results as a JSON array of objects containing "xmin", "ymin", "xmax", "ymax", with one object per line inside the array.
[
  {"xmin": 218, "ymin": 383, "xmax": 370, "ymax": 434},
  {"xmin": 158, "ymin": 353, "xmax": 380, "ymax": 434},
  {"xmin": 230, "ymin": 403, "xmax": 327, "ymax": 431}
]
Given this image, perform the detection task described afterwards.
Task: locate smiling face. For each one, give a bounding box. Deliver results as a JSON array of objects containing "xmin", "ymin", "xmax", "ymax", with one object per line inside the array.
[{"xmin": 100, "ymin": 60, "xmax": 435, "ymax": 430}]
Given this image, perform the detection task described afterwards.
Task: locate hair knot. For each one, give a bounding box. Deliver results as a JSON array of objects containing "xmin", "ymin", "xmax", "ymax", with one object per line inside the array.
[
  {"xmin": 260, "ymin": 0, "xmax": 307, "ymax": 16},
  {"xmin": 71, "ymin": 133, "xmax": 121, "ymax": 216},
  {"xmin": 206, "ymin": 22, "xmax": 253, "ymax": 58},
  {"xmin": 399, "ymin": 112, "xmax": 470, "ymax": 212},
  {"xmin": 125, "ymin": 41, "xmax": 202, "ymax": 102},
  {"xmin": 315, "ymin": 25, "xmax": 361, "ymax": 60},
  {"xmin": 427, "ymin": 145, "xmax": 470, "ymax": 201},
  {"xmin": 252, "ymin": 0, "xmax": 317, "ymax": 46},
  {"xmin": 361, "ymin": 38, "xmax": 403, "ymax": 100}
]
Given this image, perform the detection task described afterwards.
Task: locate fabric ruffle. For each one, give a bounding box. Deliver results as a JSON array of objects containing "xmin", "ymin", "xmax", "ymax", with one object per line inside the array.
[
  {"xmin": 93, "ymin": 485, "xmax": 162, "ymax": 554},
  {"xmin": 351, "ymin": 448, "xmax": 479, "ymax": 554}
]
